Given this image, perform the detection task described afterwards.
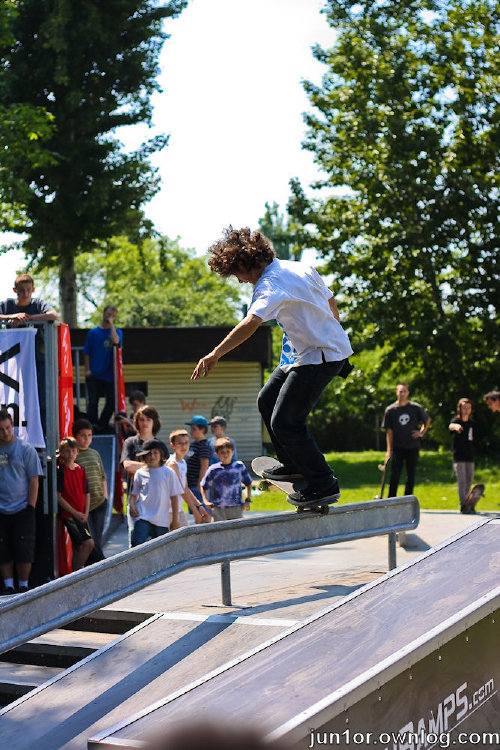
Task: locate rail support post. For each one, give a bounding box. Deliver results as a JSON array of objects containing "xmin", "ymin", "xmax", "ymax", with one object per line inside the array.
[
  {"xmin": 388, "ymin": 531, "xmax": 397, "ymax": 570},
  {"xmin": 221, "ymin": 560, "xmax": 232, "ymax": 606}
]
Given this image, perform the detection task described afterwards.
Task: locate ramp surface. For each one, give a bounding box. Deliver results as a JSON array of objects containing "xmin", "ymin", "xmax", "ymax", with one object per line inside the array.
[
  {"xmin": 91, "ymin": 519, "xmax": 500, "ymax": 748},
  {"xmin": 0, "ymin": 612, "xmax": 295, "ymax": 750}
]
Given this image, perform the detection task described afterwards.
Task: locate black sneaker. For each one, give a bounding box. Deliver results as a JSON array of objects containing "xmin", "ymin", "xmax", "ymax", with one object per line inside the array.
[
  {"xmin": 1, "ymin": 585, "xmax": 17, "ymax": 596},
  {"xmin": 289, "ymin": 480, "xmax": 341, "ymax": 505},
  {"xmin": 262, "ymin": 464, "xmax": 304, "ymax": 481}
]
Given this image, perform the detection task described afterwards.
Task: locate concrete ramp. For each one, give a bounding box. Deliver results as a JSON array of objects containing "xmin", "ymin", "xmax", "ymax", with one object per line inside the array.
[
  {"xmin": 0, "ymin": 612, "xmax": 295, "ymax": 750},
  {"xmin": 90, "ymin": 519, "xmax": 500, "ymax": 749}
]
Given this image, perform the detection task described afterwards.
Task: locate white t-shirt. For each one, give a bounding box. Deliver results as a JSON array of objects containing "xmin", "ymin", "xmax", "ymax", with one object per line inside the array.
[
  {"xmin": 131, "ymin": 464, "xmax": 183, "ymax": 527},
  {"xmin": 247, "ymin": 258, "xmax": 353, "ymax": 368},
  {"xmin": 167, "ymin": 456, "xmax": 187, "ymax": 490}
]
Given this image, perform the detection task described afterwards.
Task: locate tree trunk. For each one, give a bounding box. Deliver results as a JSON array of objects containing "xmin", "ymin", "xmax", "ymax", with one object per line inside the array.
[{"xmin": 58, "ymin": 252, "xmax": 77, "ymax": 327}]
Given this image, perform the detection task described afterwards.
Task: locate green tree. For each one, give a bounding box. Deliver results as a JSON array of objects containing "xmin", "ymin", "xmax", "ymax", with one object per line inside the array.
[
  {"xmin": 0, "ymin": 0, "xmax": 186, "ymax": 326},
  {"xmin": 289, "ymin": 0, "xmax": 499, "ymax": 446},
  {"xmin": 0, "ymin": 2, "xmax": 55, "ymax": 214},
  {"xmin": 36, "ymin": 235, "xmax": 242, "ymax": 328},
  {"xmin": 257, "ymin": 202, "xmax": 303, "ymax": 260}
]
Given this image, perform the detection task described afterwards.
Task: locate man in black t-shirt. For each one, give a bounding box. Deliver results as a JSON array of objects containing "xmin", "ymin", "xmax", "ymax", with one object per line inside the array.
[{"xmin": 382, "ymin": 383, "xmax": 431, "ymax": 497}]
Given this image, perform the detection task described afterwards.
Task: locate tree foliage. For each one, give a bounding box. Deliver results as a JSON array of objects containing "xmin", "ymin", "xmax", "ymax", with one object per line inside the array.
[
  {"xmin": 257, "ymin": 202, "xmax": 303, "ymax": 260},
  {"xmin": 289, "ymin": 0, "xmax": 499, "ymax": 450},
  {"xmin": 0, "ymin": 0, "xmax": 186, "ymax": 325},
  {"xmin": 0, "ymin": 2, "xmax": 55, "ymax": 211},
  {"xmin": 36, "ymin": 235, "xmax": 242, "ymax": 328}
]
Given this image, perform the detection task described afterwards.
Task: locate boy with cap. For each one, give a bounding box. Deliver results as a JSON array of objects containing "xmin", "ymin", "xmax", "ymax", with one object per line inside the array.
[
  {"xmin": 185, "ymin": 415, "xmax": 212, "ymax": 506},
  {"xmin": 208, "ymin": 416, "xmax": 238, "ymax": 464},
  {"xmin": 128, "ymin": 439, "xmax": 182, "ymax": 547}
]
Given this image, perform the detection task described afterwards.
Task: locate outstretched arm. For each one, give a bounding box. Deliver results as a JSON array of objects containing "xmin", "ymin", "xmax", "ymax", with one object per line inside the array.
[
  {"xmin": 191, "ymin": 314, "xmax": 263, "ymax": 380},
  {"xmin": 328, "ymin": 295, "xmax": 340, "ymax": 322}
]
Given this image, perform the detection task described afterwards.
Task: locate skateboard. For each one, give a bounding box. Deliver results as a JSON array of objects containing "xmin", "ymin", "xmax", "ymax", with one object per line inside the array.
[
  {"xmin": 252, "ymin": 456, "xmax": 338, "ymax": 515},
  {"xmin": 375, "ymin": 457, "xmax": 391, "ymax": 499},
  {"xmin": 461, "ymin": 483, "xmax": 485, "ymax": 514}
]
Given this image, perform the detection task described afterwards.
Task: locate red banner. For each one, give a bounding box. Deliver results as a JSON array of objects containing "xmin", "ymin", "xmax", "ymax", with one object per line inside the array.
[
  {"xmin": 113, "ymin": 347, "xmax": 126, "ymax": 513},
  {"xmin": 57, "ymin": 323, "xmax": 74, "ymax": 438},
  {"xmin": 115, "ymin": 346, "xmax": 127, "ymax": 414}
]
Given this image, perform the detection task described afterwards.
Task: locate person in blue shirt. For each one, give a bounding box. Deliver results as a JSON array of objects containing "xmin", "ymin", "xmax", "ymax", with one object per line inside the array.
[
  {"xmin": 83, "ymin": 305, "xmax": 123, "ymax": 431},
  {"xmin": 201, "ymin": 438, "xmax": 252, "ymax": 521}
]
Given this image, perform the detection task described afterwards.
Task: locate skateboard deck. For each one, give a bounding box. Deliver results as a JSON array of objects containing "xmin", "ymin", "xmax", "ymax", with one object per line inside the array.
[
  {"xmin": 252, "ymin": 456, "xmax": 338, "ymax": 515},
  {"xmin": 462, "ymin": 483, "xmax": 485, "ymax": 514}
]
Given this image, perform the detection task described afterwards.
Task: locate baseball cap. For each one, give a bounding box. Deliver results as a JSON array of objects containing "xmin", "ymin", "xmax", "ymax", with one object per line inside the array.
[
  {"xmin": 185, "ymin": 415, "xmax": 209, "ymax": 427},
  {"xmin": 136, "ymin": 439, "xmax": 166, "ymax": 457},
  {"xmin": 209, "ymin": 416, "xmax": 227, "ymax": 427}
]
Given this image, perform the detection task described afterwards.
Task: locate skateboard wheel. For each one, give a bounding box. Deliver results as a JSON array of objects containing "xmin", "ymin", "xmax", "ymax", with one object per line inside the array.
[
  {"xmin": 258, "ymin": 480, "xmax": 270, "ymax": 491},
  {"xmin": 320, "ymin": 505, "xmax": 330, "ymax": 515}
]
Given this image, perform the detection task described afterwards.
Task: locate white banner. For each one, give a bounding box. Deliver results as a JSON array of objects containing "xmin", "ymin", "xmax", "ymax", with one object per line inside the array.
[{"xmin": 0, "ymin": 328, "xmax": 45, "ymax": 448}]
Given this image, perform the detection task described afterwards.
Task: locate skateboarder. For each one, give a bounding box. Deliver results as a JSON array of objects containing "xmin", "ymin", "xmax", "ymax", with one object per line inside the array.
[{"xmin": 191, "ymin": 227, "xmax": 353, "ymax": 505}]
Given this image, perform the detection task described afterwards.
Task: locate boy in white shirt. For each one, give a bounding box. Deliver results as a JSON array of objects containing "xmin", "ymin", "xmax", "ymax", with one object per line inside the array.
[
  {"xmin": 129, "ymin": 439, "xmax": 182, "ymax": 547},
  {"xmin": 168, "ymin": 430, "xmax": 211, "ymax": 525},
  {"xmin": 191, "ymin": 227, "xmax": 353, "ymax": 506}
]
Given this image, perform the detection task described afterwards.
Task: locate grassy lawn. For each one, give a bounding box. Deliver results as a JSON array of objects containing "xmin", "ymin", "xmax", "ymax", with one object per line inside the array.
[{"xmin": 250, "ymin": 450, "xmax": 500, "ymax": 513}]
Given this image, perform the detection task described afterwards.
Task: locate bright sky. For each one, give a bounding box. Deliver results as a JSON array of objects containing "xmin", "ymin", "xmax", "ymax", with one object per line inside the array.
[{"xmin": 0, "ymin": 0, "xmax": 335, "ymax": 301}]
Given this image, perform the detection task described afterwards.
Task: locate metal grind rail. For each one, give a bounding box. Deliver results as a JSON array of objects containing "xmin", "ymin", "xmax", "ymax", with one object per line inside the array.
[{"xmin": 0, "ymin": 496, "xmax": 419, "ymax": 654}]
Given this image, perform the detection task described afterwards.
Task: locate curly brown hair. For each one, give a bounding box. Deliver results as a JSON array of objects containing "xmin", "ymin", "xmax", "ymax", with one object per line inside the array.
[{"xmin": 207, "ymin": 226, "xmax": 275, "ymax": 276}]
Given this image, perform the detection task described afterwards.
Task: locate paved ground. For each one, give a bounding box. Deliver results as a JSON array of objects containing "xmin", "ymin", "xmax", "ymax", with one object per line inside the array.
[{"xmin": 103, "ymin": 508, "xmax": 496, "ymax": 622}]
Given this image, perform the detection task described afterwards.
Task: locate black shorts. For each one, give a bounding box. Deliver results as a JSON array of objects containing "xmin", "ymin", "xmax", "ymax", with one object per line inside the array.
[
  {"xmin": 0, "ymin": 505, "xmax": 36, "ymax": 564},
  {"xmin": 63, "ymin": 517, "xmax": 93, "ymax": 546}
]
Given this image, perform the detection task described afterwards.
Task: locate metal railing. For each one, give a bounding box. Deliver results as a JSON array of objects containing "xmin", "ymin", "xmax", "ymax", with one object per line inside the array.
[{"xmin": 0, "ymin": 496, "xmax": 419, "ymax": 654}]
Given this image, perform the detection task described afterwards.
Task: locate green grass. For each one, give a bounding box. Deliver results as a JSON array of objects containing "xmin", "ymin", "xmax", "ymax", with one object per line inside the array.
[{"xmin": 250, "ymin": 451, "xmax": 500, "ymax": 512}]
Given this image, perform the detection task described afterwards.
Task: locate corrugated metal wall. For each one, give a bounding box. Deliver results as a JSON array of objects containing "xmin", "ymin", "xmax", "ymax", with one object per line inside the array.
[{"xmin": 122, "ymin": 361, "xmax": 263, "ymax": 463}]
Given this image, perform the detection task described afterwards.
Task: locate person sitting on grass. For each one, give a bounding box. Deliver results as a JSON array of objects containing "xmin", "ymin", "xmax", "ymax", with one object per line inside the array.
[
  {"xmin": 128, "ymin": 439, "xmax": 182, "ymax": 547},
  {"xmin": 57, "ymin": 437, "xmax": 94, "ymax": 571},
  {"xmin": 168, "ymin": 429, "xmax": 211, "ymax": 525},
  {"xmin": 201, "ymin": 438, "xmax": 252, "ymax": 522}
]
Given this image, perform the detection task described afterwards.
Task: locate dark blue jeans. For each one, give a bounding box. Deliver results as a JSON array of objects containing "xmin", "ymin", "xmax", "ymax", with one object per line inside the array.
[
  {"xmin": 131, "ymin": 519, "xmax": 169, "ymax": 547},
  {"xmin": 257, "ymin": 359, "xmax": 346, "ymax": 489}
]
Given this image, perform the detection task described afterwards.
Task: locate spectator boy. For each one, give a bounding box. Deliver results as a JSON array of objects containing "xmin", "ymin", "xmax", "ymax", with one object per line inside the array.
[
  {"xmin": 117, "ymin": 390, "xmax": 147, "ymax": 439},
  {"xmin": 201, "ymin": 438, "xmax": 252, "ymax": 521},
  {"xmin": 73, "ymin": 418, "xmax": 108, "ymax": 555},
  {"xmin": 208, "ymin": 416, "xmax": 238, "ymax": 464},
  {"xmin": 0, "ymin": 273, "xmax": 58, "ymax": 327},
  {"xmin": 185, "ymin": 415, "xmax": 212, "ymax": 505},
  {"xmin": 382, "ymin": 383, "xmax": 431, "ymax": 497},
  {"xmin": 1, "ymin": 273, "xmax": 59, "ymax": 426},
  {"xmin": 168, "ymin": 429, "xmax": 211, "ymax": 525},
  {"xmin": 57, "ymin": 437, "xmax": 94, "ymax": 571},
  {"xmin": 128, "ymin": 439, "xmax": 182, "ymax": 547},
  {"xmin": 484, "ymin": 391, "xmax": 500, "ymax": 413},
  {"xmin": 0, "ymin": 409, "xmax": 42, "ymax": 594},
  {"xmin": 83, "ymin": 305, "xmax": 123, "ymax": 431}
]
